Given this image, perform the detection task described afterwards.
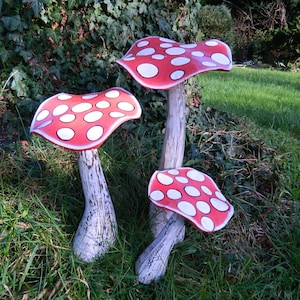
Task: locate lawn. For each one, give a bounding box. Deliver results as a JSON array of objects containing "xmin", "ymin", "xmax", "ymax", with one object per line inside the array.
[
  {"xmin": 199, "ymin": 67, "xmax": 300, "ymax": 199},
  {"xmin": 199, "ymin": 67, "xmax": 300, "ymax": 137},
  {"xmin": 0, "ymin": 67, "xmax": 299, "ymax": 299}
]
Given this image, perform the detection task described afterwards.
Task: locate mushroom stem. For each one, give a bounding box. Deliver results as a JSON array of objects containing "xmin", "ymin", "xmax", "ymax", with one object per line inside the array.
[
  {"xmin": 136, "ymin": 82, "xmax": 186, "ymax": 283},
  {"xmin": 135, "ymin": 213, "xmax": 185, "ymax": 284},
  {"xmin": 72, "ymin": 148, "xmax": 117, "ymax": 263}
]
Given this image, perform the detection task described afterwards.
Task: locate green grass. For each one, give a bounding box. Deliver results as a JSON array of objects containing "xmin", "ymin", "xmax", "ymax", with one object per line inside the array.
[
  {"xmin": 1, "ymin": 68, "xmax": 300, "ymax": 299},
  {"xmin": 199, "ymin": 67, "xmax": 300, "ymax": 199},
  {"xmin": 199, "ymin": 67, "xmax": 300, "ymax": 137}
]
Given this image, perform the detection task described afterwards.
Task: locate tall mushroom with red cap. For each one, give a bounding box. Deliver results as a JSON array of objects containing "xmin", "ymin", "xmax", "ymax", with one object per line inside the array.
[
  {"xmin": 117, "ymin": 36, "xmax": 233, "ymax": 283},
  {"xmin": 30, "ymin": 87, "xmax": 142, "ymax": 263}
]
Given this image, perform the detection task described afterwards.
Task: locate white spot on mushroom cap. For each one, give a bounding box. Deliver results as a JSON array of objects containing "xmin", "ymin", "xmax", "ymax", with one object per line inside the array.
[
  {"xmin": 177, "ymin": 201, "xmax": 196, "ymax": 216},
  {"xmin": 186, "ymin": 169, "xmax": 205, "ymax": 182},
  {"xmin": 157, "ymin": 173, "xmax": 173, "ymax": 185},
  {"xmin": 184, "ymin": 185, "xmax": 200, "ymax": 197},
  {"xmin": 58, "ymin": 93, "xmax": 72, "ymax": 100},
  {"xmin": 191, "ymin": 51, "xmax": 205, "ymax": 57},
  {"xmin": 202, "ymin": 61, "xmax": 217, "ymax": 67},
  {"xmin": 96, "ymin": 100, "xmax": 110, "ymax": 109},
  {"xmin": 36, "ymin": 110, "xmax": 50, "ymax": 121},
  {"xmin": 201, "ymin": 186, "xmax": 213, "ymax": 195},
  {"xmin": 210, "ymin": 198, "xmax": 229, "ymax": 211},
  {"xmin": 110, "ymin": 111, "xmax": 125, "ymax": 118},
  {"xmin": 150, "ymin": 190, "xmax": 164, "ymax": 201},
  {"xmin": 123, "ymin": 55, "xmax": 135, "ymax": 61},
  {"xmin": 175, "ymin": 176, "xmax": 189, "ymax": 184},
  {"xmin": 137, "ymin": 63, "xmax": 159, "ymax": 78},
  {"xmin": 171, "ymin": 57, "xmax": 191, "ymax": 66},
  {"xmin": 84, "ymin": 111, "xmax": 103, "ymax": 122},
  {"xmin": 211, "ymin": 53, "xmax": 231, "ymax": 65},
  {"xmin": 170, "ymin": 70, "xmax": 184, "ymax": 80},
  {"xmin": 57, "ymin": 128, "xmax": 75, "ymax": 140},
  {"xmin": 159, "ymin": 37, "xmax": 175, "ymax": 43},
  {"xmin": 72, "ymin": 102, "xmax": 92, "ymax": 113},
  {"xmin": 82, "ymin": 93, "xmax": 98, "ymax": 100},
  {"xmin": 117, "ymin": 101, "xmax": 134, "ymax": 111},
  {"xmin": 137, "ymin": 48, "xmax": 156, "ymax": 56},
  {"xmin": 201, "ymin": 216, "xmax": 215, "ymax": 231},
  {"xmin": 165, "ymin": 47, "xmax": 186, "ymax": 55},
  {"xmin": 167, "ymin": 189, "xmax": 182, "ymax": 200},
  {"xmin": 160, "ymin": 43, "xmax": 173, "ymax": 48},
  {"xmin": 196, "ymin": 201, "xmax": 211, "ymax": 214},
  {"xmin": 180, "ymin": 43, "xmax": 197, "ymax": 49},
  {"xmin": 137, "ymin": 40, "xmax": 149, "ymax": 47},
  {"xmin": 167, "ymin": 169, "xmax": 180, "ymax": 175},
  {"xmin": 215, "ymin": 191, "xmax": 226, "ymax": 201},
  {"xmin": 53, "ymin": 104, "xmax": 69, "ymax": 116},
  {"xmin": 205, "ymin": 40, "xmax": 219, "ymax": 46},
  {"xmin": 37, "ymin": 120, "xmax": 52, "ymax": 129},
  {"xmin": 152, "ymin": 54, "xmax": 165, "ymax": 60},
  {"xmin": 105, "ymin": 90, "xmax": 120, "ymax": 98},
  {"xmin": 86, "ymin": 125, "xmax": 103, "ymax": 141},
  {"xmin": 59, "ymin": 114, "xmax": 76, "ymax": 123}
]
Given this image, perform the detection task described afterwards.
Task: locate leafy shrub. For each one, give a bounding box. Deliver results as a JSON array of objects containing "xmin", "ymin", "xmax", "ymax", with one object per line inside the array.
[
  {"xmin": 0, "ymin": 0, "xmax": 203, "ymax": 143},
  {"xmin": 196, "ymin": 5, "xmax": 236, "ymax": 50},
  {"xmin": 228, "ymin": 0, "xmax": 300, "ymax": 64},
  {"xmin": 260, "ymin": 15, "xmax": 300, "ymax": 66}
]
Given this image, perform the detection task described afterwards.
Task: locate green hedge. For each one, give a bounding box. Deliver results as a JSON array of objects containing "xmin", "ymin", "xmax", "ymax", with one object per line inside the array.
[{"xmin": 0, "ymin": 0, "xmax": 202, "ymax": 137}]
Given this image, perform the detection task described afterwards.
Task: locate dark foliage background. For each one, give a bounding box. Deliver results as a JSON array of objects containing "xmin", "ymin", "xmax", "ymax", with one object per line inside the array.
[
  {"xmin": 0, "ymin": 0, "xmax": 203, "ymax": 142},
  {"xmin": 0, "ymin": 0, "xmax": 299, "ymax": 142}
]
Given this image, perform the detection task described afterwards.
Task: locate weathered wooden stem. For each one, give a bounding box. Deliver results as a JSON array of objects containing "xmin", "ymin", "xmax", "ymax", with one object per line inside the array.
[
  {"xmin": 72, "ymin": 148, "xmax": 117, "ymax": 263},
  {"xmin": 136, "ymin": 83, "xmax": 186, "ymax": 284},
  {"xmin": 135, "ymin": 214, "xmax": 185, "ymax": 284}
]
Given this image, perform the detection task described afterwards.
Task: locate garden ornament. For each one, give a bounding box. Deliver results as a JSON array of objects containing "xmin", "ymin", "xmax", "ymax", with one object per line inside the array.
[
  {"xmin": 117, "ymin": 36, "xmax": 233, "ymax": 284},
  {"xmin": 148, "ymin": 168, "xmax": 234, "ymax": 233},
  {"xmin": 30, "ymin": 87, "xmax": 142, "ymax": 262}
]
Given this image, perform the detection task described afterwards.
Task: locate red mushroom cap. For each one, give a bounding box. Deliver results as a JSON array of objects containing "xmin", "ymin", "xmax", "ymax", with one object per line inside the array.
[
  {"xmin": 148, "ymin": 167, "xmax": 234, "ymax": 232},
  {"xmin": 30, "ymin": 87, "xmax": 142, "ymax": 151},
  {"xmin": 116, "ymin": 36, "xmax": 232, "ymax": 90}
]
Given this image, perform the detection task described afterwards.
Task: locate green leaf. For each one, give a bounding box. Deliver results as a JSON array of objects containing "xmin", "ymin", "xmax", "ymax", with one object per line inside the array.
[
  {"xmin": 67, "ymin": 0, "xmax": 77, "ymax": 9},
  {"xmin": 1, "ymin": 15, "xmax": 27, "ymax": 31},
  {"xmin": 0, "ymin": 45, "xmax": 9, "ymax": 63},
  {"xmin": 22, "ymin": 0, "xmax": 43, "ymax": 16}
]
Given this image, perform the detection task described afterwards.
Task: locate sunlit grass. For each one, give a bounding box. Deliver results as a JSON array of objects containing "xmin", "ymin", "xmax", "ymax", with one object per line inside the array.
[
  {"xmin": 199, "ymin": 67, "xmax": 300, "ymax": 137},
  {"xmin": 199, "ymin": 67, "xmax": 300, "ymax": 199}
]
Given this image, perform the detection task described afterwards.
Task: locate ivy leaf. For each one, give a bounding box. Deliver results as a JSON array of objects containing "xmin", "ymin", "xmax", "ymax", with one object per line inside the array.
[
  {"xmin": 0, "ymin": 45, "xmax": 9, "ymax": 63},
  {"xmin": 67, "ymin": 0, "xmax": 77, "ymax": 9},
  {"xmin": 1, "ymin": 15, "xmax": 27, "ymax": 31},
  {"xmin": 9, "ymin": 67, "xmax": 29, "ymax": 98},
  {"xmin": 22, "ymin": 0, "xmax": 43, "ymax": 16}
]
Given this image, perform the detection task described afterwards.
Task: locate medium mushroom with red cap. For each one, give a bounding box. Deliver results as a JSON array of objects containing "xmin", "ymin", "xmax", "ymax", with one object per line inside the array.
[
  {"xmin": 117, "ymin": 36, "xmax": 233, "ymax": 283},
  {"xmin": 30, "ymin": 87, "xmax": 142, "ymax": 262}
]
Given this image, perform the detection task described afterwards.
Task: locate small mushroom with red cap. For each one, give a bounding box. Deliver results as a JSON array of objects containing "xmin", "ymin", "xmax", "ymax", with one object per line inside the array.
[
  {"xmin": 148, "ymin": 167, "xmax": 234, "ymax": 232},
  {"xmin": 117, "ymin": 36, "xmax": 232, "ymax": 283},
  {"xmin": 136, "ymin": 167, "xmax": 234, "ymax": 284},
  {"xmin": 30, "ymin": 87, "xmax": 142, "ymax": 263}
]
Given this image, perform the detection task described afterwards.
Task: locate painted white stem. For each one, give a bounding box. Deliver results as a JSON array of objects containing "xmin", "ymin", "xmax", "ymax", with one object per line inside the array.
[
  {"xmin": 136, "ymin": 83, "xmax": 186, "ymax": 284},
  {"xmin": 135, "ymin": 213, "xmax": 185, "ymax": 285},
  {"xmin": 72, "ymin": 148, "xmax": 117, "ymax": 263}
]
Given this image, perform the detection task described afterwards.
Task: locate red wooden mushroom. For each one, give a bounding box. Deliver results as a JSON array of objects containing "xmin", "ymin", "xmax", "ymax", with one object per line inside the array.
[
  {"xmin": 136, "ymin": 167, "xmax": 234, "ymax": 284},
  {"xmin": 148, "ymin": 167, "xmax": 234, "ymax": 233},
  {"xmin": 117, "ymin": 36, "xmax": 232, "ymax": 90},
  {"xmin": 117, "ymin": 36, "xmax": 232, "ymax": 283},
  {"xmin": 30, "ymin": 87, "xmax": 141, "ymax": 262}
]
